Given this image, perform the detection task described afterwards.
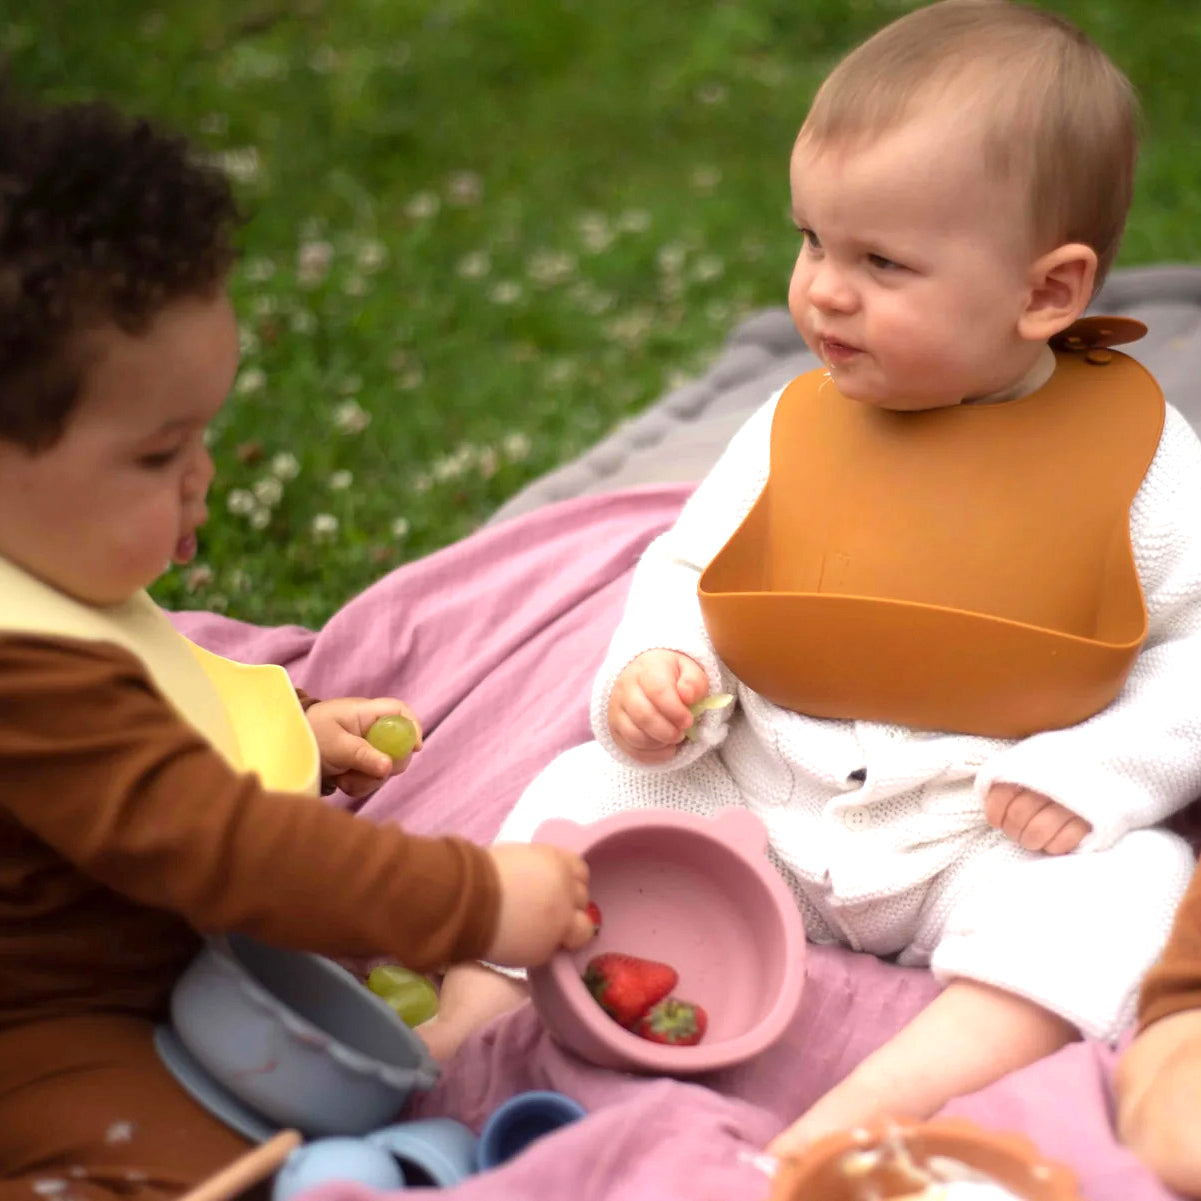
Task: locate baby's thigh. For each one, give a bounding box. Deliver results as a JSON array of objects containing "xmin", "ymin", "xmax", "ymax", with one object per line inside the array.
[
  {"xmin": 494, "ymin": 741, "xmax": 743, "ymax": 844},
  {"xmin": 922, "ymin": 828, "xmax": 1196, "ymax": 1041},
  {"xmin": 0, "ymin": 1013, "xmax": 254, "ymax": 1201}
]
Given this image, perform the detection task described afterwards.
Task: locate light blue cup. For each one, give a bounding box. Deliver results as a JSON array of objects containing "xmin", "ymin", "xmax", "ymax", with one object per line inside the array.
[
  {"xmin": 272, "ymin": 1119, "xmax": 478, "ymax": 1200},
  {"xmin": 476, "ymin": 1090, "xmax": 587, "ymax": 1170},
  {"xmin": 272, "ymin": 1137, "xmax": 405, "ymax": 1201},
  {"xmin": 367, "ymin": 1117, "xmax": 481, "ymax": 1186}
]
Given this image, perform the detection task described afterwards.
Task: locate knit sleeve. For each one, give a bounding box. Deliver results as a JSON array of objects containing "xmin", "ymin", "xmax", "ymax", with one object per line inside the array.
[
  {"xmin": 973, "ymin": 404, "xmax": 1201, "ymax": 848},
  {"xmin": 0, "ymin": 634, "xmax": 500, "ymax": 971},
  {"xmin": 589, "ymin": 389, "xmax": 781, "ymax": 768},
  {"xmin": 1139, "ymin": 858, "xmax": 1201, "ymax": 1029}
]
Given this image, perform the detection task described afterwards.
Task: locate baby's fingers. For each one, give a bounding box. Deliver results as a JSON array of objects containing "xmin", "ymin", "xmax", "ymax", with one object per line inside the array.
[{"xmin": 984, "ymin": 781, "xmax": 1021, "ymax": 828}]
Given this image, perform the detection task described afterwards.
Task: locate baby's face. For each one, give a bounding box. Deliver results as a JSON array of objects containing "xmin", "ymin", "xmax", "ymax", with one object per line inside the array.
[
  {"xmin": 787, "ymin": 112, "xmax": 1045, "ymax": 410},
  {"xmin": 0, "ymin": 292, "xmax": 238, "ymax": 605}
]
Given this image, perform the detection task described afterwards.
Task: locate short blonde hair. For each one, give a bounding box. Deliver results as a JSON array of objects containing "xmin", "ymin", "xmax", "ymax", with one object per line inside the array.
[{"xmin": 797, "ymin": 0, "xmax": 1138, "ymax": 287}]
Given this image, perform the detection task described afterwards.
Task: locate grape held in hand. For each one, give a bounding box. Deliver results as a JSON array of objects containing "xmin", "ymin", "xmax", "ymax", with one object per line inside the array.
[{"xmin": 366, "ymin": 714, "xmax": 418, "ymax": 760}]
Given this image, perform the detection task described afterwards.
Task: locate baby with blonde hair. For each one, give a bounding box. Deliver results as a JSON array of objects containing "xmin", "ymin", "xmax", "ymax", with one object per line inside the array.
[{"xmin": 428, "ymin": 0, "xmax": 1201, "ymax": 1158}]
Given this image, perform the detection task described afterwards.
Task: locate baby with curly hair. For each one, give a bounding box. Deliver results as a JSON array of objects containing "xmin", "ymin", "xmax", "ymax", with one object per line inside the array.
[{"xmin": 0, "ymin": 91, "xmax": 593, "ymax": 1200}]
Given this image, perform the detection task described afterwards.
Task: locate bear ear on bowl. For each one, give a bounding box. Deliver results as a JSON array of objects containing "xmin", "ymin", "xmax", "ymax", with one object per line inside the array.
[{"xmin": 532, "ymin": 817, "xmax": 588, "ymax": 853}]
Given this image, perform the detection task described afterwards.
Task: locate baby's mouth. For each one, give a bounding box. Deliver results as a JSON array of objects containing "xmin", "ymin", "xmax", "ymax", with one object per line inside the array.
[{"xmin": 820, "ymin": 336, "xmax": 863, "ymax": 365}]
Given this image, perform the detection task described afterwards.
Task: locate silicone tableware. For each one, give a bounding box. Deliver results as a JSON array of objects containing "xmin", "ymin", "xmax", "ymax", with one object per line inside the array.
[{"xmin": 529, "ymin": 807, "xmax": 805, "ymax": 1073}]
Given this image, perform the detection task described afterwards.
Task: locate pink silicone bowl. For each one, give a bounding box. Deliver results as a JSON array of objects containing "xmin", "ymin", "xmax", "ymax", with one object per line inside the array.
[{"xmin": 528, "ymin": 807, "xmax": 806, "ymax": 1074}]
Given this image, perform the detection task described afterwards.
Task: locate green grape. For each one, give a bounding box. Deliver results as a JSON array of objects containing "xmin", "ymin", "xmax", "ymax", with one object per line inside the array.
[
  {"xmin": 683, "ymin": 692, "xmax": 735, "ymax": 741},
  {"xmin": 366, "ymin": 964, "xmax": 440, "ymax": 1027},
  {"xmin": 366, "ymin": 714, "xmax": 418, "ymax": 760}
]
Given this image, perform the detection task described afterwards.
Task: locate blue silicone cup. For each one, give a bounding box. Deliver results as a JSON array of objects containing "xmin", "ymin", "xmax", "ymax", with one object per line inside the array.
[
  {"xmin": 366, "ymin": 1117, "xmax": 481, "ymax": 1186},
  {"xmin": 476, "ymin": 1090, "xmax": 587, "ymax": 1170}
]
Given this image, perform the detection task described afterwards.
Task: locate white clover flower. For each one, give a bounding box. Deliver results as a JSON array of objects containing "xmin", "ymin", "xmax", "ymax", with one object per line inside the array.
[
  {"xmin": 215, "ymin": 147, "xmax": 261, "ymax": 186},
  {"xmin": 270, "ymin": 451, "xmax": 301, "ymax": 481},
  {"xmin": 185, "ymin": 565, "xmax": 214, "ymax": 592},
  {"xmin": 489, "ymin": 280, "xmax": 523, "ymax": 306},
  {"xmin": 333, "ymin": 400, "xmax": 371, "ymax": 435},
  {"xmin": 692, "ymin": 254, "xmax": 725, "ymax": 283},
  {"xmin": 412, "ymin": 472, "xmax": 432, "ymax": 493},
  {"xmin": 253, "ymin": 477, "xmax": 284, "ymax": 507},
  {"xmin": 617, "ymin": 208, "xmax": 652, "ymax": 234},
  {"xmin": 339, "ymin": 375, "xmax": 363, "ymax": 395},
  {"xmin": 657, "ymin": 243, "xmax": 687, "ymax": 274},
  {"xmin": 696, "ymin": 82, "xmax": 728, "ymax": 106},
  {"xmin": 577, "ymin": 211, "xmax": 614, "ymax": 254},
  {"xmin": 251, "ymin": 294, "xmax": 279, "ymax": 317},
  {"xmin": 445, "ymin": 171, "xmax": 483, "ymax": 206},
  {"xmin": 356, "ymin": 239, "xmax": 387, "ymax": 273},
  {"xmin": 199, "ymin": 112, "xmax": 228, "ymax": 137},
  {"xmin": 297, "ymin": 240, "xmax": 334, "ymax": 288},
  {"xmin": 249, "ymin": 507, "xmax": 271, "ymax": 531},
  {"xmin": 606, "ymin": 309, "xmax": 654, "ymax": 346},
  {"xmin": 502, "ymin": 432, "xmax": 532, "ymax": 461},
  {"xmin": 329, "ymin": 469, "xmax": 353, "ymax": 491},
  {"xmin": 391, "ymin": 516, "xmax": 411, "ymax": 539},
  {"xmin": 342, "ymin": 274, "xmax": 367, "ymax": 297},
  {"xmin": 432, "ymin": 445, "xmax": 474, "ymax": 481},
  {"xmin": 311, "ymin": 513, "xmax": 339, "ymax": 539},
  {"xmin": 243, "ymin": 256, "xmax": 276, "ymax": 283},
  {"xmin": 226, "ymin": 488, "xmax": 256, "ymax": 516},
  {"xmin": 404, "ymin": 191, "xmax": 440, "ymax": 220},
  {"xmin": 690, "ymin": 163, "xmax": 720, "ymax": 191},
  {"xmin": 235, "ymin": 366, "xmax": 266, "ymax": 395},
  {"xmin": 527, "ymin": 250, "xmax": 576, "ymax": 288},
  {"xmin": 290, "ymin": 309, "xmax": 317, "ymax": 334},
  {"xmin": 567, "ymin": 283, "xmax": 616, "ymax": 315},
  {"xmin": 227, "ymin": 568, "xmax": 251, "ymax": 592},
  {"xmin": 238, "ymin": 327, "xmax": 261, "ymax": 357},
  {"xmin": 477, "ymin": 446, "xmax": 499, "ymax": 478},
  {"xmin": 456, "ymin": 250, "xmax": 491, "ymax": 280},
  {"xmin": 209, "ymin": 593, "xmax": 230, "ymax": 612}
]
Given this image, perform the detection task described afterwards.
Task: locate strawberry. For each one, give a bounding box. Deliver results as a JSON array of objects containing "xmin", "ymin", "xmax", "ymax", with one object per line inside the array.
[
  {"xmin": 633, "ymin": 996, "xmax": 708, "ymax": 1046},
  {"xmin": 585, "ymin": 901, "xmax": 603, "ymax": 936},
  {"xmin": 583, "ymin": 953, "xmax": 677, "ymax": 1027}
]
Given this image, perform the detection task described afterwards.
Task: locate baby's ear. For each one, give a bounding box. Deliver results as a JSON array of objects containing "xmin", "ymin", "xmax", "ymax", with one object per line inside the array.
[{"xmin": 1017, "ymin": 243, "xmax": 1098, "ymax": 343}]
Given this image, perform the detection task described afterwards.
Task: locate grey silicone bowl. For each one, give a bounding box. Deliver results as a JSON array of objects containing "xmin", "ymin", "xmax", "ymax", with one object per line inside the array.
[{"xmin": 167, "ymin": 934, "xmax": 439, "ymax": 1136}]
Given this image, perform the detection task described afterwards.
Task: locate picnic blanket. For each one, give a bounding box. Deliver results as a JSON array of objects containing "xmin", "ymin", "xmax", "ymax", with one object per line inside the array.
[{"xmin": 171, "ymin": 482, "xmax": 1180, "ymax": 1201}]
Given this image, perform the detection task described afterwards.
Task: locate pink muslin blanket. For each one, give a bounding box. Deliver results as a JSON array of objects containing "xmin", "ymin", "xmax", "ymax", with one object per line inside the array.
[{"xmin": 172, "ymin": 486, "xmax": 1181, "ymax": 1201}]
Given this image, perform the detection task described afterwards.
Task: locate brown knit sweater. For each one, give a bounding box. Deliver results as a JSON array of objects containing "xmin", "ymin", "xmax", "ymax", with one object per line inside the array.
[{"xmin": 0, "ymin": 633, "xmax": 500, "ymax": 1031}]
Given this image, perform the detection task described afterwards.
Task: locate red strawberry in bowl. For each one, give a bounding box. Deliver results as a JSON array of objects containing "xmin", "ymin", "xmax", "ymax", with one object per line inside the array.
[
  {"xmin": 633, "ymin": 997, "xmax": 708, "ymax": 1046},
  {"xmin": 582, "ymin": 953, "xmax": 677, "ymax": 1028},
  {"xmin": 585, "ymin": 901, "xmax": 602, "ymax": 937}
]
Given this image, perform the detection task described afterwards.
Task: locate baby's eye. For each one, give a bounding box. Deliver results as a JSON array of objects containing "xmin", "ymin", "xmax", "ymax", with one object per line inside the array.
[
  {"xmin": 867, "ymin": 252, "xmax": 903, "ymax": 271},
  {"xmin": 137, "ymin": 447, "xmax": 183, "ymax": 469},
  {"xmin": 799, "ymin": 227, "xmax": 822, "ymax": 251}
]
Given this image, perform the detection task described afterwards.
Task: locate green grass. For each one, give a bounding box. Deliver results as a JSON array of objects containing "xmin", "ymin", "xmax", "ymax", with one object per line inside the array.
[{"xmin": 6, "ymin": 1, "xmax": 1200, "ymax": 625}]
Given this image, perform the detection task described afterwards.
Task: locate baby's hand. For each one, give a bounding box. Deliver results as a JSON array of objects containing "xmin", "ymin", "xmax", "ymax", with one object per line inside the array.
[
  {"xmin": 484, "ymin": 842, "xmax": 593, "ymax": 967},
  {"xmin": 306, "ymin": 697, "xmax": 423, "ymax": 799},
  {"xmin": 608, "ymin": 649, "xmax": 709, "ymax": 764},
  {"xmin": 985, "ymin": 782, "xmax": 1091, "ymax": 854}
]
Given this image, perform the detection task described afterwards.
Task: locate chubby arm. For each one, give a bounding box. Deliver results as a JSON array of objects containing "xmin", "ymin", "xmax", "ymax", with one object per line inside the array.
[
  {"xmin": 590, "ymin": 392, "xmax": 780, "ymax": 764},
  {"xmin": 0, "ymin": 634, "xmax": 499, "ymax": 971},
  {"xmin": 975, "ymin": 406, "xmax": 1201, "ymax": 849}
]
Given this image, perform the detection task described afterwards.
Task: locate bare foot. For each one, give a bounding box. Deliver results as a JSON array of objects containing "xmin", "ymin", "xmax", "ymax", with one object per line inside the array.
[{"xmin": 416, "ymin": 962, "xmax": 530, "ymax": 1063}]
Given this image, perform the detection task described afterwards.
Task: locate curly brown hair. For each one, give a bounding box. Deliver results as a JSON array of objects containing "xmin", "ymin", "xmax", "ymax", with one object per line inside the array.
[{"xmin": 0, "ymin": 91, "xmax": 240, "ymax": 450}]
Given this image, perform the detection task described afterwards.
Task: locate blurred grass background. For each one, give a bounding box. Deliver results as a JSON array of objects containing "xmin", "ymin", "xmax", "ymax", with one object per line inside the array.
[{"xmin": 5, "ymin": 0, "xmax": 1199, "ymax": 625}]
